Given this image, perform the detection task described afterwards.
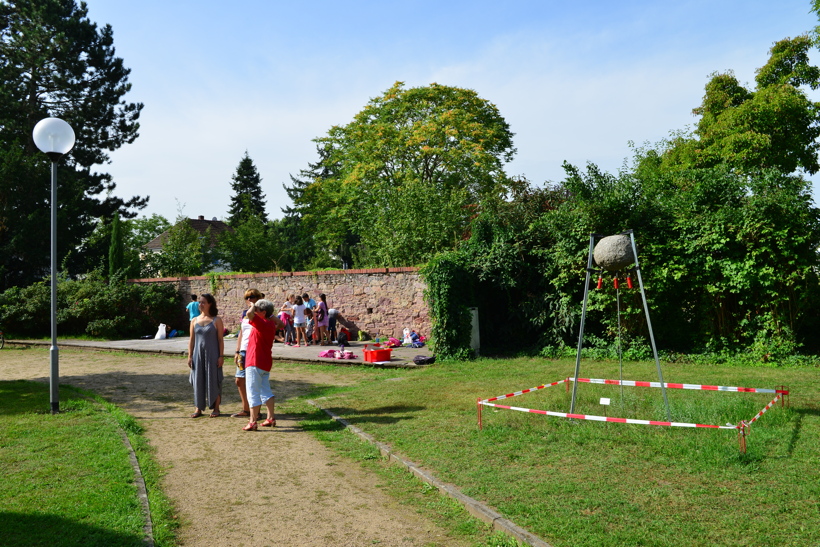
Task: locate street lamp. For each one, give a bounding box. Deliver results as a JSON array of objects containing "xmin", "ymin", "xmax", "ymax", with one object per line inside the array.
[{"xmin": 33, "ymin": 117, "xmax": 76, "ymax": 414}]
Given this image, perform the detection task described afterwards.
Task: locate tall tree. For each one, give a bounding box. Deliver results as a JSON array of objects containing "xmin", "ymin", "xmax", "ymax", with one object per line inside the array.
[
  {"xmin": 0, "ymin": 0, "xmax": 146, "ymax": 290},
  {"xmin": 140, "ymin": 217, "xmax": 212, "ymax": 278},
  {"xmin": 216, "ymin": 216, "xmax": 281, "ymax": 273},
  {"xmin": 299, "ymin": 81, "xmax": 517, "ymax": 266},
  {"xmin": 656, "ymin": 36, "xmax": 820, "ymax": 176},
  {"xmin": 226, "ymin": 151, "xmax": 267, "ymax": 227},
  {"xmin": 282, "ymin": 142, "xmax": 347, "ymax": 268}
]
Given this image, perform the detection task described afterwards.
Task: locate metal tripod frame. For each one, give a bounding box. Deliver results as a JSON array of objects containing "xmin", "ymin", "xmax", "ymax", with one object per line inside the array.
[{"xmin": 569, "ymin": 230, "xmax": 671, "ymax": 421}]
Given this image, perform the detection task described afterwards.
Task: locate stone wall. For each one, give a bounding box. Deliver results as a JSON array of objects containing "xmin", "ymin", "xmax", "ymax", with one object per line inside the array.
[{"xmin": 129, "ymin": 267, "xmax": 429, "ymax": 340}]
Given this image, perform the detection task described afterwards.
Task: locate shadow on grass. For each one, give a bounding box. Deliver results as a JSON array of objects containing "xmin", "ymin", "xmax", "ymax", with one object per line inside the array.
[
  {"xmin": 786, "ymin": 407, "xmax": 820, "ymax": 457},
  {"xmin": 0, "ymin": 512, "xmax": 143, "ymax": 547},
  {"xmin": 323, "ymin": 404, "xmax": 426, "ymax": 425},
  {"xmin": 0, "ymin": 380, "xmax": 73, "ymax": 416},
  {"xmin": 15, "ymin": 370, "xmax": 343, "ymax": 416}
]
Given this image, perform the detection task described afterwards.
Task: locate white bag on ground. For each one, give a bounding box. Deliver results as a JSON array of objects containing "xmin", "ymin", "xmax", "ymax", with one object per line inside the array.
[{"xmin": 154, "ymin": 323, "xmax": 167, "ymax": 340}]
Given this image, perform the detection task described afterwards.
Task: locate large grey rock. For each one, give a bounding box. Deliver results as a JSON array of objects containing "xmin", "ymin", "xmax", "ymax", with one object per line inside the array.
[{"xmin": 593, "ymin": 234, "xmax": 634, "ymax": 271}]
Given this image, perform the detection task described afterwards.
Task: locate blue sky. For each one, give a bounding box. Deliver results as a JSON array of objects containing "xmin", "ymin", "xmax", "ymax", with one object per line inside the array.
[{"xmin": 85, "ymin": 0, "xmax": 820, "ymax": 222}]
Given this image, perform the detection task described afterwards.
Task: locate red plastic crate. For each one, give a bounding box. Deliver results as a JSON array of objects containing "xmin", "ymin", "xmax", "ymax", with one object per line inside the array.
[{"xmin": 363, "ymin": 344, "xmax": 392, "ymax": 363}]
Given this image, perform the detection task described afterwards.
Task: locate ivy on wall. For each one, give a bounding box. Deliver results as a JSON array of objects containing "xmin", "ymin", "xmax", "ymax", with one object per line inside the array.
[{"xmin": 420, "ymin": 253, "xmax": 475, "ymax": 360}]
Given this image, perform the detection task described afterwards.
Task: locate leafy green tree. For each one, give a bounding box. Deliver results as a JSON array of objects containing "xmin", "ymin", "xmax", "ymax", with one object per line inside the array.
[
  {"xmin": 0, "ymin": 0, "xmax": 146, "ymax": 290},
  {"xmin": 140, "ymin": 218, "xmax": 213, "ymax": 278},
  {"xmin": 423, "ymin": 29, "xmax": 820, "ymax": 359},
  {"xmin": 282, "ymin": 143, "xmax": 342, "ymax": 268},
  {"xmin": 657, "ymin": 36, "xmax": 820, "ymax": 175},
  {"xmin": 216, "ymin": 215, "xmax": 284, "ymax": 273},
  {"xmin": 226, "ymin": 152, "xmax": 267, "ymax": 227},
  {"xmin": 300, "ymin": 82, "xmax": 517, "ymax": 266},
  {"xmin": 108, "ymin": 212, "xmax": 123, "ymax": 279},
  {"xmin": 123, "ymin": 213, "xmax": 170, "ymax": 277},
  {"xmin": 127, "ymin": 214, "xmax": 172, "ymax": 247}
]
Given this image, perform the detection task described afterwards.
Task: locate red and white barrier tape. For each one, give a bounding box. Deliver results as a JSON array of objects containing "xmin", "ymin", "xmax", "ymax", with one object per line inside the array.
[
  {"xmin": 478, "ymin": 378, "xmax": 787, "ymax": 431},
  {"xmin": 746, "ymin": 393, "xmax": 783, "ymax": 426},
  {"xmin": 483, "ymin": 378, "xmax": 569, "ymax": 403},
  {"xmin": 572, "ymin": 377, "xmax": 788, "ymax": 395}
]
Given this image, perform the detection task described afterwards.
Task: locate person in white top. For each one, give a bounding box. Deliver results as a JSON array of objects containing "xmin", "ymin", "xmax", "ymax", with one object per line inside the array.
[{"xmin": 291, "ymin": 295, "xmax": 308, "ymax": 347}]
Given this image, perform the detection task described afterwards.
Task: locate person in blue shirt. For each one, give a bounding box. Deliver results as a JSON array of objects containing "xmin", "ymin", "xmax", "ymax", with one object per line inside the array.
[
  {"xmin": 186, "ymin": 294, "xmax": 200, "ymax": 321},
  {"xmin": 302, "ymin": 293, "xmax": 316, "ymax": 310}
]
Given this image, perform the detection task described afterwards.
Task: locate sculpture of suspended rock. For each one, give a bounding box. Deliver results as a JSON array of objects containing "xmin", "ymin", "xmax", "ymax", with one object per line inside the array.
[{"xmin": 593, "ymin": 234, "xmax": 634, "ymax": 272}]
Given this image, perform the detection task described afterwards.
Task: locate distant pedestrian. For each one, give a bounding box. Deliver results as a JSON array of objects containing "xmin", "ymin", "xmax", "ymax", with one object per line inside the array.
[
  {"xmin": 186, "ymin": 294, "xmax": 199, "ymax": 321},
  {"xmin": 292, "ymin": 295, "xmax": 307, "ymax": 347},
  {"xmin": 315, "ymin": 293, "xmax": 330, "ymax": 345},
  {"xmin": 328, "ymin": 307, "xmax": 339, "ymax": 342},
  {"xmin": 279, "ymin": 294, "xmax": 296, "ymax": 345}
]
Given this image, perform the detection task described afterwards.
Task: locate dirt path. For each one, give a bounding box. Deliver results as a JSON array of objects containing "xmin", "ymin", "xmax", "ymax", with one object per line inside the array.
[{"xmin": 0, "ymin": 348, "xmax": 467, "ymax": 546}]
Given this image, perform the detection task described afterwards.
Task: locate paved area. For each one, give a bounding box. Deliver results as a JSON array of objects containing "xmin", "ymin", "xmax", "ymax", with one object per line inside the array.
[{"xmin": 10, "ymin": 337, "xmax": 434, "ymax": 368}]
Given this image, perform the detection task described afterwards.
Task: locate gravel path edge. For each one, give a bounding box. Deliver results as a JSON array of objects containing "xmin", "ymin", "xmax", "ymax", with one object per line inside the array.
[{"xmin": 307, "ymin": 399, "xmax": 553, "ymax": 547}]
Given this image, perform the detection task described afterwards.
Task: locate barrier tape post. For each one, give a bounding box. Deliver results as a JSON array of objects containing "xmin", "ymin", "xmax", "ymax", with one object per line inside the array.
[
  {"xmin": 776, "ymin": 385, "xmax": 789, "ymax": 408},
  {"xmin": 738, "ymin": 421, "xmax": 748, "ymax": 454},
  {"xmin": 477, "ymin": 398, "xmax": 483, "ymax": 431}
]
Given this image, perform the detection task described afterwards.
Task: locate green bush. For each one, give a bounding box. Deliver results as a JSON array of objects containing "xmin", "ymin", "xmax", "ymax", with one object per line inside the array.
[
  {"xmin": 0, "ymin": 282, "xmax": 52, "ymax": 336},
  {"xmin": 0, "ymin": 270, "xmax": 181, "ymax": 339}
]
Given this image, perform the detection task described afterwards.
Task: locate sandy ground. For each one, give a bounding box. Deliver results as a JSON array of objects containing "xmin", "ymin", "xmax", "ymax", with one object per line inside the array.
[{"xmin": 0, "ymin": 347, "xmax": 467, "ymax": 547}]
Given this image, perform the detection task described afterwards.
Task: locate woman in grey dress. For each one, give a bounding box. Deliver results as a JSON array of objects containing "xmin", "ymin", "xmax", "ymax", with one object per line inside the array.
[{"xmin": 187, "ymin": 293, "xmax": 225, "ymax": 418}]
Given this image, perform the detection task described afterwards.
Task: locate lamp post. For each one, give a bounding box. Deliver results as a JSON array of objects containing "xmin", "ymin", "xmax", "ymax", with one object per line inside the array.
[{"xmin": 32, "ymin": 117, "xmax": 76, "ymax": 414}]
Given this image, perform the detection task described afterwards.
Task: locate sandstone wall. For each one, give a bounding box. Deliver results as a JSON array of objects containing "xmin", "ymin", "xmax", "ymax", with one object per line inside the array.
[{"xmin": 130, "ymin": 267, "xmax": 429, "ymax": 340}]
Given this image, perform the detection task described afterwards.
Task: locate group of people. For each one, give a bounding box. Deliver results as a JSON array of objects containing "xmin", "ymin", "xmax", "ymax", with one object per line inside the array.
[
  {"xmin": 276, "ymin": 292, "xmax": 333, "ymax": 347},
  {"xmin": 185, "ymin": 289, "xmax": 335, "ymax": 431}
]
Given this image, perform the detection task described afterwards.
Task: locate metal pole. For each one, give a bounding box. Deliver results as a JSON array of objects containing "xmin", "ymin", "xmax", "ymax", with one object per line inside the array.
[
  {"xmin": 629, "ymin": 232, "xmax": 670, "ymax": 421},
  {"xmin": 616, "ymin": 286, "xmax": 624, "ymax": 404},
  {"xmin": 569, "ymin": 234, "xmax": 597, "ymax": 415},
  {"xmin": 50, "ymin": 161, "xmax": 59, "ymax": 414}
]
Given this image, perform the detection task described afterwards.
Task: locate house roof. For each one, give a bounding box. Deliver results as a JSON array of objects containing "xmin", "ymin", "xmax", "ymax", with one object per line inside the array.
[{"xmin": 144, "ymin": 216, "xmax": 232, "ymax": 251}]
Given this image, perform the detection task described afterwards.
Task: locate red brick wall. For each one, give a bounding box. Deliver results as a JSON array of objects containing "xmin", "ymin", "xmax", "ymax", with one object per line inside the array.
[{"xmin": 129, "ymin": 267, "xmax": 429, "ymax": 340}]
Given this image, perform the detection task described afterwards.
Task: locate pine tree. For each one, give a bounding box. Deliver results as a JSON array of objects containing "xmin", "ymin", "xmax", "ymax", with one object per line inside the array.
[
  {"xmin": 0, "ymin": 0, "xmax": 146, "ymax": 290},
  {"xmin": 280, "ymin": 143, "xmax": 357, "ymax": 268},
  {"xmin": 226, "ymin": 152, "xmax": 267, "ymax": 227}
]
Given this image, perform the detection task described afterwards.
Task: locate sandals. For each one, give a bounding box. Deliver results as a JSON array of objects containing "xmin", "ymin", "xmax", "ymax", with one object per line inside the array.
[
  {"xmin": 190, "ymin": 410, "xmax": 203, "ymax": 419},
  {"xmin": 209, "ymin": 410, "xmax": 220, "ymax": 418},
  {"xmin": 231, "ymin": 410, "xmax": 251, "ymax": 418},
  {"xmin": 242, "ymin": 421, "xmax": 258, "ymax": 431},
  {"xmin": 261, "ymin": 417, "xmax": 276, "ymax": 427}
]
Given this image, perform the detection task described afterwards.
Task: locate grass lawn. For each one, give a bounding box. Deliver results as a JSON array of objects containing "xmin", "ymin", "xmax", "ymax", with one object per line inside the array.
[
  {"xmin": 302, "ymin": 357, "xmax": 820, "ymax": 547},
  {"xmin": 0, "ymin": 380, "xmax": 176, "ymax": 547}
]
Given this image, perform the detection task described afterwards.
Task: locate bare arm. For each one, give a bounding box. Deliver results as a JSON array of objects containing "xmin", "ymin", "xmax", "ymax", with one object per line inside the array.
[
  {"xmin": 215, "ymin": 316, "xmax": 225, "ymax": 368},
  {"xmin": 187, "ymin": 319, "xmax": 195, "ymax": 368},
  {"xmin": 234, "ymin": 316, "xmax": 244, "ymax": 365}
]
